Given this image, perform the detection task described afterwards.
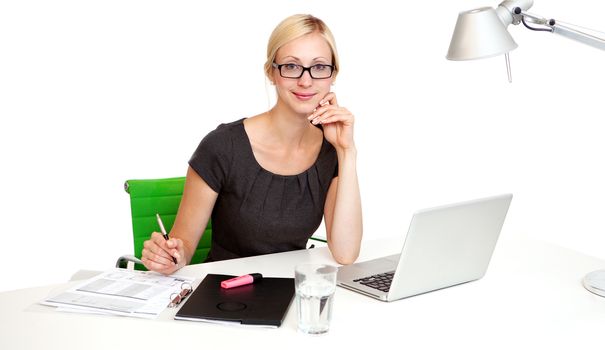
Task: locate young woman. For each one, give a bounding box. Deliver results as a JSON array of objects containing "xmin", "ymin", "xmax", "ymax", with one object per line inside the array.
[{"xmin": 141, "ymin": 14, "xmax": 362, "ymax": 274}]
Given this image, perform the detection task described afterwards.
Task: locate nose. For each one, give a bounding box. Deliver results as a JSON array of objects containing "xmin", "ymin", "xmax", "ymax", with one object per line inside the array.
[{"xmin": 297, "ymin": 70, "xmax": 313, "ymax": 87}]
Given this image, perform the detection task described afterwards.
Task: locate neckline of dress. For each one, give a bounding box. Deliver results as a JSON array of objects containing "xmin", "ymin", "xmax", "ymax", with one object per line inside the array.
[{"xmin": 238, "ymin": 118, "xmax": 326, "ymax": 178}]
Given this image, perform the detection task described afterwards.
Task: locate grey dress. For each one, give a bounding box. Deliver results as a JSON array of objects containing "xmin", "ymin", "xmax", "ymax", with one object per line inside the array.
[{"xmin": 188, "ymin": 118, "xmax": 338, "ymax": 262}]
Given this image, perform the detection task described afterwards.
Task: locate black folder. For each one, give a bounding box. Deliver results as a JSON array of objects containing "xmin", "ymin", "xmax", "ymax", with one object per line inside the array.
[{"xmin": 174, "ymin": 274, "xmax": 295, "ymax": 327}]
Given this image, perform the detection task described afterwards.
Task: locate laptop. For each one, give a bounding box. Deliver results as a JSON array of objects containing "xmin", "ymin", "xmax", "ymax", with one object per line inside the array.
[{"xmin": 337, "ymin": 194, "xmax": 512, "ymax": 302}]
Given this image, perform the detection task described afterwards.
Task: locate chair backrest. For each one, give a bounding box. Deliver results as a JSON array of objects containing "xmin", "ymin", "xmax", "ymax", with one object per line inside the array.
[{"xmin": 124, "ymin": 177, "xmax": 212, "ymax": 268}]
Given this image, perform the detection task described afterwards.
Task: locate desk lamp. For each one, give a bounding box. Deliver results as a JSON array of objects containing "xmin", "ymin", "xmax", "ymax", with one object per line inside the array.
[
  {"xmin": 446, "ymin": 0, "xmax": 605, "ymax": 82},
  {"xmin": 446, "ymin": 0, "xmax": 605, "ymax": 298}
]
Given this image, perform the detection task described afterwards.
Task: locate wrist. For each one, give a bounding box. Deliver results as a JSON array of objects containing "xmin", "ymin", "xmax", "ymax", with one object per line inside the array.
[{"xmin": 336, "ymin": 145, "xmax": 357, "ymax": 158}]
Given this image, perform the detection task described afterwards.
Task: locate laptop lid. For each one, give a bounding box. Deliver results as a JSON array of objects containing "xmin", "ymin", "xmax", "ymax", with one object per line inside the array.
[{"xmin": 337, "ymin": 194, "xmax": 512, "ymax": 302}]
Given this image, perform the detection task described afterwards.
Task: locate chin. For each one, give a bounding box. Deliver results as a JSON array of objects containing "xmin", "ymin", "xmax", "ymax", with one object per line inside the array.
[
  {"xmin": 285, "ymin": 101, "xmax": 316, "ymax": 116},
  {"xmin": 298, "ymin": 105, "xmax": 316, "ymax": 115}
]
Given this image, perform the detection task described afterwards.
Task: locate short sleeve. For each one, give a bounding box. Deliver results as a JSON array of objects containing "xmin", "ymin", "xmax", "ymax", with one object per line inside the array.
[
  {"xmin": 188, "ymin": 125, "xmax": 233, "ymax": 193},
  {"xmin": 321, "ymin": 138, "xmax": 338, "ymax": 180},
  {"xmin": 315, "ymin": 125, "xmax": 338, "ymax": 179},
  {"xmin": 333, "ymin": 151, "xmax": 338, "ymax": 178}
]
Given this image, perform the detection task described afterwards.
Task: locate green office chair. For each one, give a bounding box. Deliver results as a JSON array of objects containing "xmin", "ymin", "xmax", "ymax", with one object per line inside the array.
[{"xmin": 116, "ymin": 177, "xmax": 212, "ymax": 269}]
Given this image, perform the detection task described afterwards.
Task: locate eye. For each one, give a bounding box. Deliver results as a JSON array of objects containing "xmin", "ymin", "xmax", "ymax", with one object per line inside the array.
[
  {"xmin": 283, "ymin": 63, "xmax": 300, "ymax": 72},
  {"xmin": 312, "ymin": 64, "xmax": 330, "ymax": 71}
]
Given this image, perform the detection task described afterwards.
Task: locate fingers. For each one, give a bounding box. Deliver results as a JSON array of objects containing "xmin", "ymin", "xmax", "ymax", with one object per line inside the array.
[
  {"xmin": 308, "ymin": 105, "xmax": 354, "ymax": 126},
  {"xmin": 141, "ymin": 256, "xmax": 176, "ymax": 275},
  {"xmin": 148, "ymin": 232, "xmax": 175, "ymax": 259},
  {"xmin": 320, "ymin": 92, "xmax": 338, "ymax": 107},
  {"xmin": 142, "ymin": 245, "xmax": 174, "ymax": 269},
  {"xmin": 308, "ymin": 92, "xmax": 351, "ymax": 126},
  {"xmin": 166, "ymin": 238, "xmax": 185, "ymax": 264},
  {"xmin": 314, "ymin": 113, "xmax": 353, "ymax": 126},
  {"xmin": 141, "ymin": 232, "xmax": 182, "ymax": 274}
]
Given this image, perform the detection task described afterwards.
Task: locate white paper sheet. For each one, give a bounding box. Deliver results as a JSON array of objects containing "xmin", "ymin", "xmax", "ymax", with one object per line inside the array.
[{"xmin": 41, "ymin": 268, "xmax": 195, "ymax": 319}]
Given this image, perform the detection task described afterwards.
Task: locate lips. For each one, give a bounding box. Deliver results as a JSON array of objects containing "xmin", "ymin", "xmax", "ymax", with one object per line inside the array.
[{"xmin": 292, "ymin": 92, "xmax": 316, "ymax": 101}]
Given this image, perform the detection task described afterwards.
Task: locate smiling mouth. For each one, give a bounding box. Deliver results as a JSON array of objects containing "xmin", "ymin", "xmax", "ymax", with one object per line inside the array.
[{"xmin": 292, "ymin": 92, "xmax": 316, "ymax": 101}]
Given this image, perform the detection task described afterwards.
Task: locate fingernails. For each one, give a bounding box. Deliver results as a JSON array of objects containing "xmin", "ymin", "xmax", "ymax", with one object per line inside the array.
[{"xmin": 308, "ymin": 108, "xmax": 317, "ymax": 120}]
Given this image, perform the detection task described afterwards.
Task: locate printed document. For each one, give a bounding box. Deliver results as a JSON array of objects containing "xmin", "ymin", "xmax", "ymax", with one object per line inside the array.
[{"xmin": 41, "ymin": 268, "xmax": 194, "ymax": 319}]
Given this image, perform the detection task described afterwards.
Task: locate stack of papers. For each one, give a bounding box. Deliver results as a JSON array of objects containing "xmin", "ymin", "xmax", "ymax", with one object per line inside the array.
[{"xmin": 41, "ymin": 268, "xmax": 195, "ymax": 319}]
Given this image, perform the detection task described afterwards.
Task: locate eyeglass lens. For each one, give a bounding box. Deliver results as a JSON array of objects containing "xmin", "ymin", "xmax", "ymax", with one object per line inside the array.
[{"xmin": 278, "ymin": 64, "xmax": 333, "ymax": 79}]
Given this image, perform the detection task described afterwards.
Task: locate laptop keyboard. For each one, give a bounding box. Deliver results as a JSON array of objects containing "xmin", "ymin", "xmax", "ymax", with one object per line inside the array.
[{"xmin": 354, "ymin": 272, "xmax": 395, "ymax": 293}]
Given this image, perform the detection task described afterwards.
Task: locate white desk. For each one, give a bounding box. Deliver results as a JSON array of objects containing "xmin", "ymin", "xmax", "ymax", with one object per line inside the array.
[{"xmin": 1, "ymin": 236, "xmax": 604, "ymax": 350}]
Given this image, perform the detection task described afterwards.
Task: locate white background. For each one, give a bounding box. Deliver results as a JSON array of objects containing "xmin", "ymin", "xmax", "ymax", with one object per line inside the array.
[{"xmin": 1, "ymin": 0, "xmax": 604, "ymax": 292}]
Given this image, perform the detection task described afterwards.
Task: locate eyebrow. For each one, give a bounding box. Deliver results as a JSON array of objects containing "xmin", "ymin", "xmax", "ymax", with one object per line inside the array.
[{"xmin": 278, "ymin": 56, "xmax": 330, "ymax": 63}]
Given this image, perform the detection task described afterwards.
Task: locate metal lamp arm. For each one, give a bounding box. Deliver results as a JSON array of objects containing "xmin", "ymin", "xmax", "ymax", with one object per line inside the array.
[
  {"xmin": 551, "ymin": 22, "xmax": 605, "ymax": 51},
  {"xmin": 513, "ymin": 8, "xmax": 605, "ymax": 51}
]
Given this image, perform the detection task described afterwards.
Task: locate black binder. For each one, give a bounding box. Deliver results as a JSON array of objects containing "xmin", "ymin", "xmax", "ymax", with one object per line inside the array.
[{"xmin": 174, "ymin": 274, "xmax": 295, "ymax": 327}]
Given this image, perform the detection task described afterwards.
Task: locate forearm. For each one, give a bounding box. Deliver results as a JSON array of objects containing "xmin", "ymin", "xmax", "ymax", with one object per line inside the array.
[
  {"xmin": 328, "ymin": 148, "xmax": 363, "ymax": 265},
  {"xmin": 170, "ymin": 166, "xmax": 218, "ymax": 265},
  {"xmin": 170, "ymin": 209, "xmax": 209, "ymax": 265}
]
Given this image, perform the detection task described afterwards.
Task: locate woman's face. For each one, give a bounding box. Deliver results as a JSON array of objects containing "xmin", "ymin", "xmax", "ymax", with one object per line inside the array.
[{"xmin": 272, "ymin": 32, "xmax": 334, "ymax": 116}]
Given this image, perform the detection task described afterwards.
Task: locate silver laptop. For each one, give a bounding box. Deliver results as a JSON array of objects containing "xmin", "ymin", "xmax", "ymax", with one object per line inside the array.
[{"xmin": 337, "ymin": 194, "xmax": 512, "ymax": 302}]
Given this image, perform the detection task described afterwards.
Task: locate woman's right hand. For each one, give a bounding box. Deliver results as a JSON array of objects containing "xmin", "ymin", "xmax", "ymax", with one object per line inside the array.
[{"xmin": 141, "ymin": 232, "xmax": 185, "ymax": 275}]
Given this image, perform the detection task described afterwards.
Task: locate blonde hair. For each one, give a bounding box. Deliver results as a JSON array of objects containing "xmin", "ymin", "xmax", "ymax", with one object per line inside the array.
[{"xmin": 264, "ymin": 14, "xmax": 339, "ymax": 81}]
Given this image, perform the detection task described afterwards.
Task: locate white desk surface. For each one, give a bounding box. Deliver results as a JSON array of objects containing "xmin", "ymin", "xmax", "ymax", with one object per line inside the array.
[{"xmin": 1, "ymin": 235, "xmax": 604, "ymax": 350}]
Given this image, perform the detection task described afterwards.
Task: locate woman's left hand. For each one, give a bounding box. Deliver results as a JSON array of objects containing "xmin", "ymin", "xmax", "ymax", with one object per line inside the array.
[{"xmin": 308, "ymin": 92, "xmax": 355, "ymax": 151}]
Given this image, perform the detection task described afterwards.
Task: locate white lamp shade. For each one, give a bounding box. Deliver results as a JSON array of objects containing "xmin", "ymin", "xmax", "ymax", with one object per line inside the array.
[{"xmin": 447, "ymin": 7, "xmax": 518, "ymax": 61}]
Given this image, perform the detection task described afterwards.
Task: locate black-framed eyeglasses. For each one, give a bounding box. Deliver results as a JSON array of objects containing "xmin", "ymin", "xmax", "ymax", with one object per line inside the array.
[{"xmin": 272, "ymin": 62, "xmax": 334, "ymax": 79}]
